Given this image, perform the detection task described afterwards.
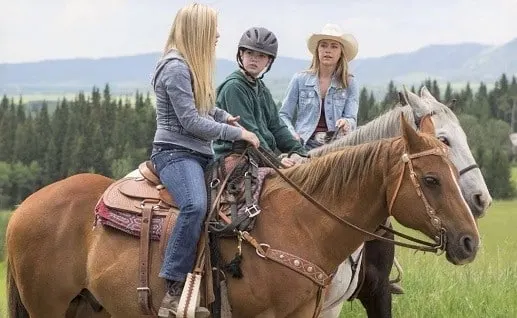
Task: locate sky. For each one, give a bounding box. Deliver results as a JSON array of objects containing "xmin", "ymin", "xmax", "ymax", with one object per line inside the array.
[{"xmin": 1, "ymin": 0, "xmax": 516, "ymax": 64}]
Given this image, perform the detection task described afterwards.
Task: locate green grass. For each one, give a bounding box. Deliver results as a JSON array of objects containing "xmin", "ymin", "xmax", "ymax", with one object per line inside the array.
[
  {"xmin": 1, "ymin": 261, "xmax": 6, "ymax": 317},
  {"xmin": 340, "ymin": 200, "xmax": 517, "ymax": 317}
]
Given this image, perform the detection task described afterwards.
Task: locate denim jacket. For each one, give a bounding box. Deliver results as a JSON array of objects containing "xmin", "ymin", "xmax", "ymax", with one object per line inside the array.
[
  {"xmin": 279, "ymin": 71, "xmax": 359, "ymax": 144},
  {"xmin": 151, "ymin": 50, "xmax": 242, "ymax": 156}
]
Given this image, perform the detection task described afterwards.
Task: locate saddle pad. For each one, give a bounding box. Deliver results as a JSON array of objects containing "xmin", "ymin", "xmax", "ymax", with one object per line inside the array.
[{"xmin": 95, "ymin": 198, "xmax": 176, "ymax": 240}]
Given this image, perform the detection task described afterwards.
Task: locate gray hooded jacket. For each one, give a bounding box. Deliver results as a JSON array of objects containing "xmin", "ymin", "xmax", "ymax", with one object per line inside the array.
[{"xmin": 151, "ymin": 50, "xmax": 242, "ymax": 155}]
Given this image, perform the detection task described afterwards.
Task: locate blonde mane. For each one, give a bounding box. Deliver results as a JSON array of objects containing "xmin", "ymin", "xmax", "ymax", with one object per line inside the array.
[{"xmin": 263, "ymin": 138, "xmax": 396, "ymax": 199}]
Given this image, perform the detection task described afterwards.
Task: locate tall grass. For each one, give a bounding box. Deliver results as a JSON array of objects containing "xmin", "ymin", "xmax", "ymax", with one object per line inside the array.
[
  {"xmin": 0, "ymin": 211, "xmax": 11, "ymax": 261},
  {"xmin": 1, "ymin": 211, "xmax": 11, "ymax": 317},
  {"xmin": 340, "ymin": 200, "xmax": 517, "ymax": 317},
  {"xmin": 0, "ymin": 261, "xmax": 5, "ymax": 317}
]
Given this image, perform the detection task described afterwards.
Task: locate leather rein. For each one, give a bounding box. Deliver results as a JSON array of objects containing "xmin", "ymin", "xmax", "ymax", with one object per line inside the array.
[{"xmin": 251, "ymin": 142, "xmax": 452, "ymax": 254}]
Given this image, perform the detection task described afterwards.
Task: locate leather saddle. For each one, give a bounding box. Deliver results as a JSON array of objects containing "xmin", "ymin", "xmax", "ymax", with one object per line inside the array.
[{"xmin": 102, "ymin": 161, "xmax": 177, "ymax": 216}]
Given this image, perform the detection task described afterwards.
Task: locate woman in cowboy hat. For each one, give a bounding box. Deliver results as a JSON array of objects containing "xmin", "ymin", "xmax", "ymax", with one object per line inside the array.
[{"xmin": 279, "ymin": 24, "xmax": 360, "ymax": 150}]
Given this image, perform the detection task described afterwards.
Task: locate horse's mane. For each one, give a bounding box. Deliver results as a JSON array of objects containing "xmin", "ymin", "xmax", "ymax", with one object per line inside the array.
[
  {"xmin": 263, "ymin": 138, "xmax": 394, "ymax": 198},
  {"xmin": 309, "ymin": 101, "xmax": 458, "ymax": 157}
]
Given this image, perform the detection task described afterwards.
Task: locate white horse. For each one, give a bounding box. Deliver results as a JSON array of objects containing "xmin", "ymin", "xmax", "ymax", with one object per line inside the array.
[{"xmin": 316, "ymin": 86, "xmax": 492, "ymax": 317}]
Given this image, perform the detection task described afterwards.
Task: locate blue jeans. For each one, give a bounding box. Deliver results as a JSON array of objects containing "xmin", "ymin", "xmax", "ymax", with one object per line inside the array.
[{"xmin": 151, "ymin": 144, "xmax": 212, "ymax": 282}]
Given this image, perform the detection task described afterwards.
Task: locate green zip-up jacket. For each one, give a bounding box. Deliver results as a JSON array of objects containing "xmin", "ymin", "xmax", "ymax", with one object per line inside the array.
[{"xmin": 213, "ymin": 70, "xmax": 306, "ymax": 157}]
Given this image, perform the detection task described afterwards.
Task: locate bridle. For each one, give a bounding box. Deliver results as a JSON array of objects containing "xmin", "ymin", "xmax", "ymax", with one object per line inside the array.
[
  {"xmin": 458, "ymin": 163, "xmax": 479, "ymax": 176},
  {"xmin": 386, "ymin": 145, "xmax": 451, "ymax": 251},
  {"xmin": 252, "ymin": 142, "xmax": 451, "ymax": 254}
]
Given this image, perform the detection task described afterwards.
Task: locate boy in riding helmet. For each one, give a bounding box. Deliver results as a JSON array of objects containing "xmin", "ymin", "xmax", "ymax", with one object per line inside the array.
[{"xmin": 213, "ymin": 27, "xmax": 306, "ymax": 166}]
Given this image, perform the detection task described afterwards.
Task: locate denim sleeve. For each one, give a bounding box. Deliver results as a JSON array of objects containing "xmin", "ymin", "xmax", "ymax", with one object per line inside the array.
[
  {"xmin": 162, "ymin": 61, "xmax": 241, "ymax": 141},
  {"xmin": 264, "ymin": 89, "xmax": 307, "ymax": 155},
  {"xmin": 341, "ymin": 76, "xmax": 359, "ymax": 130},
  {"xmin": 279, "ymin": 74, "xmax": 300, "ymax": 135}
]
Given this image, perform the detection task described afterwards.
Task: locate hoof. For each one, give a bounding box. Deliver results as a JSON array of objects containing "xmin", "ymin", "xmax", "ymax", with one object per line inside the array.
[{"xmin": 389, "ymin": 282, "xmax": 405, "ymax": 295}]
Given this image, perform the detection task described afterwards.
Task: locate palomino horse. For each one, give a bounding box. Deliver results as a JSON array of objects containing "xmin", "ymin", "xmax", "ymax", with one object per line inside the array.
[
  {"xmin": 315, "ymin": 86, "xmax": 492, "ymax": 318},
  {"xmin": 7, "ymin": 116, "xmax": 480, "ymax": 318}
]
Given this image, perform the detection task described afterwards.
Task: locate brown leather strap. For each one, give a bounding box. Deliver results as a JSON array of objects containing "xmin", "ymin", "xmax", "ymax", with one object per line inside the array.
[
  {"xmin": 159, "ymin": 208, "xmax": 176, "ymax": 259},
  {"xmin": 239, "ymin": 231, "xmax": 332, "ymax": 287},
  {"xmin": 138, "ymin": 204, "xmax": 157, "ymax": 316},
  {"xmin": 312, "ymin": 286, "xmax": 326, "ymax": 318},
  {"xmin": 263, "ymin": 248, "xmax": 332, "ymax": 287}
]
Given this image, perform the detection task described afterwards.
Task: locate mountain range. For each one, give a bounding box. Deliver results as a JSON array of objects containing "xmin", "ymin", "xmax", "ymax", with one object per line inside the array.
[{"xmin": 1, "ymin": 38, "xmax": 516, "ymax": 99}]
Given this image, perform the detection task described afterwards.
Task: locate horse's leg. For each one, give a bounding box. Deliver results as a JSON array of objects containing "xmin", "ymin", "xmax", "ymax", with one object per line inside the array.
[
  {"xmin": 66, "ymin": 290, "xmax": 111, "ymax": 318},
  {"xmin": 86, "ymin": 224, "xmax": 166, "ymax": 318},
  {"xmin": 357, "ymin": 232, "xmax": 395, "ymax": 318},
  {"xmin": 285, "ymin": 297, "xmax": 318, "ymax": 318}
]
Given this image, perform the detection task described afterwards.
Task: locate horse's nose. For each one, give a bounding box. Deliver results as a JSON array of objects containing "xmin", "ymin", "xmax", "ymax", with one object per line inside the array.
[
  {"xmin": 470, "ymin": 192, "xmax": 492, "ymax": 218},
  {"xmin": 459, "ymin": 235, "xmax": 478, "ymax": 258}
]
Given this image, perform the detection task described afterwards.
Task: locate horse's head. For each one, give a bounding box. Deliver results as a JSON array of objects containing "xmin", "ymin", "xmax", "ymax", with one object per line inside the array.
[
  {"xmin": 388, "ymin": 115, "xmax": 479, "ymax": 265},
  {"xmin": 402, "ymin": 86, "xmax": 492, "ymax": 218}
]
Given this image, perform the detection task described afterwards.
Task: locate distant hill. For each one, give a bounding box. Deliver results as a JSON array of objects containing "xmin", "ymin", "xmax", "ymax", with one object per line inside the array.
[{"xmin": 1, "ymin": 38, "xmax": 516, "ymax": 99}]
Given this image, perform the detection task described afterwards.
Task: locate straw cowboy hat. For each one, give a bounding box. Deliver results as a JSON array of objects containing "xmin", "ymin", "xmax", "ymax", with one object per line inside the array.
[{"xmin": 307, "ymin": 24, "xmax": 358, "ymax": 61}]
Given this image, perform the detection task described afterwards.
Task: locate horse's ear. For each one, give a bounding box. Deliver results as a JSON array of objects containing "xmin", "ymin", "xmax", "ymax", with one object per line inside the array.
[
  {"xmin": 400, "ymin": 113, "xmax": 420, "ymax": 152},
  {"xmin": 420, "ymin": 86, "xmax": 438, "ymax": 102},
  {"xmin": 398, "ymin": 91, "xmax": 409, "ymax": 106},
  {"xmin": 404, "ymin": 86, "xmax": 431, "ymax": 119},
  {"xmin": 419, "ymin": 114, "xmax": 435, "ymax": 135},
  {"xmin": 447, "ymin": 98, "xmax": 457, "ymax": 111}
]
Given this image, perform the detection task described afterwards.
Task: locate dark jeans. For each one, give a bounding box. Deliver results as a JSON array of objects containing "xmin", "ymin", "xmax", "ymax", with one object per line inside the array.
[{"xmin": 151, "ymin": 144, "xmax": 212, "ymax": 282}]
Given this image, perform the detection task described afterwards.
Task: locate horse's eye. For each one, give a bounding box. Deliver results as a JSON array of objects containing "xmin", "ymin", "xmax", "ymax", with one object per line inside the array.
[
  {"xmin": 438, "ymin": 136, "xmax": 450, "ymax": 147},
  {"xmin": 423, "ymin": 175, "xmax": 440, "ymax": 187}
]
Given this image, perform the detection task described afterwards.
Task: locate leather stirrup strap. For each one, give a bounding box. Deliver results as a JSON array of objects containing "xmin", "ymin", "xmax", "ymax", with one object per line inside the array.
[
  {"xmin": 313, "ymin": 286, "xmax": 326, "ymax": 318},
  {"xmin": 138, "ymin": 204, "xmax": 157, "ymax": 316}
]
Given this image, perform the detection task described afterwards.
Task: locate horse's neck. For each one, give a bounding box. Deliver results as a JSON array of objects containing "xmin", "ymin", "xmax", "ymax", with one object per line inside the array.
[
  {"xmin": 344, "ymin": 106, "xmax": 415, "ymax": 145},
  {"xmin": 258, "ymin": 146, "xmax": 391, "ymax": 273}
]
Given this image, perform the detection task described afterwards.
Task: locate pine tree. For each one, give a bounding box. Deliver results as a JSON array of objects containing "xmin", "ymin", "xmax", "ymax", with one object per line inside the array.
[
  {"xmin": 431, "ymin": 80, "xmax": 440, "ymax": 101},
  {"xmin": 357, "ymin": 87, "xmax": 370, "ymax": 125},
  {"xmin": 0, "ymin": 100, "xmax": 15, "ymax": 162},
  {"xmin": 444, "ymin": 83, "xmax": 453, "ymax": 102},
  {"xmin": 34, "ymin": 102, "xmax": 52, "ymax": 162}
]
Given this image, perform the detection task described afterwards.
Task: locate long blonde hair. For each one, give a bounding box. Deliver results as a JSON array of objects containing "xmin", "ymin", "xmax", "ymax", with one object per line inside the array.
[
  {"xmin": 163, "ymin": 3, "xmax": 217, "ymax": 114},
  {"xmin": 308, "ymin": 41, "xmax": 350, "ymax": 88}
]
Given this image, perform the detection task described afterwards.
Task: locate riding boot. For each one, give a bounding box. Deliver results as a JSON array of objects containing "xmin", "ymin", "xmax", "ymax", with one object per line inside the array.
[{"xmin": 158, "ymin": 280, "xmax": 211, "ymax": 318}]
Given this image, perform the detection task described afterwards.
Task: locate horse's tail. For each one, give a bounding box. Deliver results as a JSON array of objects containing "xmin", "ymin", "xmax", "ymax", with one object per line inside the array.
[{"xmin": 7, "ymin": 258, "xmax": 30, "ymax": 318}]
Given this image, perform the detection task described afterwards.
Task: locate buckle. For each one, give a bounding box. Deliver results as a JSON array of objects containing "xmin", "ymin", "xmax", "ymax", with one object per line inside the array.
[
  {"xmin": 136, "ymin": 287, "xmax": 150, "ymax": 292},
  {"xmin": 245, "ymin": 204, "xmax": 261, "ymax": 217},
  {"xmin": 249, "ymin": 157, "xmax": 259, "ymax": 168}
]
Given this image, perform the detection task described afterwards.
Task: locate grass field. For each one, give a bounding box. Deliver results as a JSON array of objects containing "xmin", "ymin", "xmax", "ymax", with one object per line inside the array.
[
  {"xmin": 340, "ymin": 199, "xmax": 517, "ymax": 317},
  {"xmin": 1, "ymin": 261, "xmax": 6, "ymax": 317},
  {"xmin": 1, "ymin": 198, "xmax": 516, "ymax": 317}
]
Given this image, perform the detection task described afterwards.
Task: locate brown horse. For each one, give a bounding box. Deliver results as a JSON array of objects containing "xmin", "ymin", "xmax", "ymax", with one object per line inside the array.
[{"xmin": 6, "ymin": 116, "xmax": 479, "ymax": 318}]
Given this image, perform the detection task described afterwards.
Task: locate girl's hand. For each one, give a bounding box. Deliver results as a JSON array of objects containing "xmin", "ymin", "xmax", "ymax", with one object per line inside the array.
[
  {"xmin": 240, "ymin": 129, "xmax": 260, "ymax": 148},
  {"xmin": 227, "ymin": 115, "xmax": 240, "ymax": 126},
  {"xmin": 336, "ymin": 119, "xmax": 350, "ymax": 134},
  {"xmin": 280, "ymin": 157, "xmax": 296, "ymax": 168}
]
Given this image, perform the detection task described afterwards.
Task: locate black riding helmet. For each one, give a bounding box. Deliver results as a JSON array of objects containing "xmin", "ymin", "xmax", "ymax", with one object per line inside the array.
[{"xmin": 237, "ymin": 27, "xmax": 278, "ymax": 79}]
